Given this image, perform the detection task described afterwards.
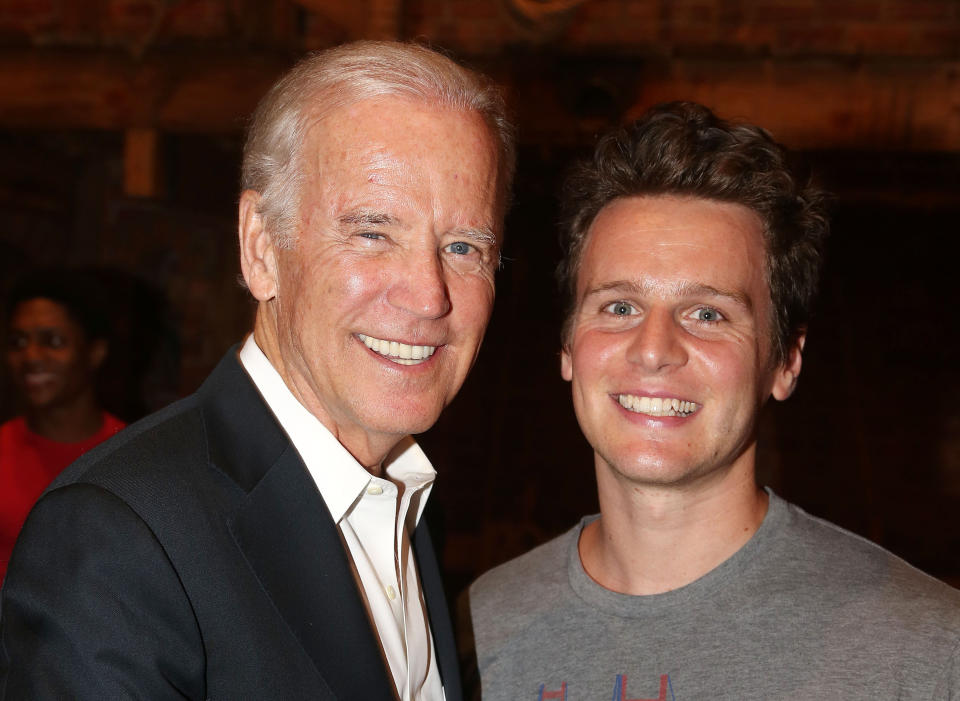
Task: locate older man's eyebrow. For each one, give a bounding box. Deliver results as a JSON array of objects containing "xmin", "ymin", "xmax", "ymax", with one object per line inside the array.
[
  {"xmin": 337, "ymin": 211, "xmax": 400, "ymax": 227},
  {"xmin": 582, "ymin": 279, "xmax": 752, "ymax": 310},
  {"xmin": 336, "ymin": 214, "xmax": 495, "ymax": 244},
  {"xmin": 449, "ymin": 226, "xmax": 498, "ymax": 248}
]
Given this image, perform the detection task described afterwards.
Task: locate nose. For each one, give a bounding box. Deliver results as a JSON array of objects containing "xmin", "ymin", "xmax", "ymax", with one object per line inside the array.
[
  {"xmin": 386, "ymin": 248, "xmax": 451, "ymax": 319},
  {"xmin": 625, "ymin": 308, "xmax": 688, "ymax": 373}
]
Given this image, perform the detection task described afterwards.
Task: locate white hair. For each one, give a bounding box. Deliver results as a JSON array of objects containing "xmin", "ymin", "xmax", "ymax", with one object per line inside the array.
[{"xmin": 241, "ymin": 40, "xmax": 516, "ymax": 248}]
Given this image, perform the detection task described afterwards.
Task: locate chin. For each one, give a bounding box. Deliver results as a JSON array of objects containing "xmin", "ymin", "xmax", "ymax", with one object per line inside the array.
[
  {"xmin": 363, "ymin": 406, "xmax": 444, "ymax": 438},
  {"xmin": 25, "ymin": 394, "xmax": 60, "ymax": 410},
  {"xmin": 604, "ymin": 449, "xmax": 697, "ymax": 483}
]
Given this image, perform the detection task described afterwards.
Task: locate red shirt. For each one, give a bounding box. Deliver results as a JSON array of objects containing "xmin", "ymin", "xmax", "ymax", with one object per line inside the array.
[{"xmin": 0, "ymin": 412, "xmax": 125, "ymax": 583}]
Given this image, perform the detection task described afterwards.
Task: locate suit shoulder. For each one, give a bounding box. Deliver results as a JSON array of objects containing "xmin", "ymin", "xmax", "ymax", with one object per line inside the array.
[
  {"xmin": 52, "ymin": 394, "xmax": 206, "ymax": 490},
  {"xmin": 40, "ymin": 393, "xmax": 244, "ymax": 538},
  {"xmin": 3, "ymin": 481, "xmax": 207, "ymax": 699}
]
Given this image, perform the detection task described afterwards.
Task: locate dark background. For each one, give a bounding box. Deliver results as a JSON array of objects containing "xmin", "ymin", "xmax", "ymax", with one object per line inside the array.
[{"xmin": 1, "ymin": 0, "xmax": 958, "ymax": 595}]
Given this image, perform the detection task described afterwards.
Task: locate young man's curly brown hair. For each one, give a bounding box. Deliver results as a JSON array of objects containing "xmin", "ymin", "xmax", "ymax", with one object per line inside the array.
[{"xmin": 558, "ymin": 101, "xmax": 830, "ymax": 362}]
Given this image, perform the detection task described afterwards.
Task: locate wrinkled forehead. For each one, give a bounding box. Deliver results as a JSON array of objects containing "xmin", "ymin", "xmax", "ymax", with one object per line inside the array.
[
  {"xmin": 298, "ymin": 98, "xmax": 504, "ymax": 228},
  {"xmin": 302, "ymin": 96, "xmax": 504, "ymax": 196},
  {"xmin": 304, "ymin": 92, "xmax": 492, "ymax": 148}
]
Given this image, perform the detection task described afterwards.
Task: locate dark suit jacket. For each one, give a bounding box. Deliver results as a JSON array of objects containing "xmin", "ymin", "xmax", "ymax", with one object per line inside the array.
[{"xmin": 0, "ymin": 350, "xmax": 462, "ymax": 700}]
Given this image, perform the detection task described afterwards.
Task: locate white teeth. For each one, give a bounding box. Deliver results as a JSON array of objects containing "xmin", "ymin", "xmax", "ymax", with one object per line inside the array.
[
  {"xmin": 357, "ymin": 334, "xmax": 437, "ymax": 365},
  {"xmin": 617, "ymin": 394, "xmax": 699, "ymax": 417}
]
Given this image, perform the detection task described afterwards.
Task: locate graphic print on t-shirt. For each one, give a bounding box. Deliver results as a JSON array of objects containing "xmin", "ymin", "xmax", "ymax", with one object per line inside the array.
[{"xmin": 537, "ymin": 673, "xmax": 675, "ymax": 700}]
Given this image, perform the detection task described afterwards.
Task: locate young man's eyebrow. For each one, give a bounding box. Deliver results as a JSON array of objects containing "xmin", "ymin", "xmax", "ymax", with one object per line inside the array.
[
  {"xmin": 582, "ymin": 279, "xmax": 753, "ymax": 310},
  {"xmin": 677, "ymin": 282, "xmax": 753, "ymax": 311}
]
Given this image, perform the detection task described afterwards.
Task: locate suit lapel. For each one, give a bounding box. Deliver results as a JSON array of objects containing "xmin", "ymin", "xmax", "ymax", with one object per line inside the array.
[
  {"xmin": 228, "ymin": 451, "xmax": 396, "ymax": 701},
  {"xmin": 199, "ymin": 351, "xmax": 395, "ymax": 700},
  {"xmin": 414, "ymin": 523, "xmax": 463, "ymax": 701},
  {"xmin": 201, "ymin": 350, "xmax": 463, "ymax": 700}
]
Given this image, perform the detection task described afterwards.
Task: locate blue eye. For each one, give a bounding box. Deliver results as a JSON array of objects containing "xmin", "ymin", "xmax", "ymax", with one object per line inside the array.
[
  {"xmin": 692, "ymin": 308, "xmax": 723, "ymax": 323},
  {"xmin": 604, "ymin": 301, "xmax": 635, "ymax": 316},
  {"xmin": 445, "ymin": 241, "xmax": 473, "ymax": 255}
]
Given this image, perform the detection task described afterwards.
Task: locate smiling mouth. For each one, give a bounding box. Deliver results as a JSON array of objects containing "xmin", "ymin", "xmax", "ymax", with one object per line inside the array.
[
  {"xmin": 617, "ymin": 393, "xmax": 700, "ymax": 417},
  {"xmin": 357, "ymin": 334, "xmax": 438, "ymax": 366},
  {"xmin": 23, "ymin": 372, "xmax": 56, "ymax": 386}
]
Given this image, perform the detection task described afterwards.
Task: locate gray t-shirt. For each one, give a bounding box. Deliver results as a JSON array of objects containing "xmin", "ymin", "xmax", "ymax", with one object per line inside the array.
[{"xmin": 469, "ymin": 491, "xmax": 960, "ymax": 700}]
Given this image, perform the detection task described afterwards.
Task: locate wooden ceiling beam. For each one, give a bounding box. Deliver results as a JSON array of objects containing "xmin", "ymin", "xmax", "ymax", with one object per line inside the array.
[
  {"xmin": 1, "ymin": 49, "xmax": 958, "ymax": 152},
  {"xmin": 638, "ymin": 59, "xmax": 960, "ymax": 152},
  {"xmin": 0, "ymin": 50, "xmax": 292, "ymax": 133},
  {"xmin": 508, "ymin": 57, "xmax": 960, "ymax": 152}
]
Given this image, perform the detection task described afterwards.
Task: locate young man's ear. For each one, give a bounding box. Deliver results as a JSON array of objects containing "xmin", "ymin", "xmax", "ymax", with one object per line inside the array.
[
  {"xmin": 771, "ymin": 329, "xmax": 806, "ymax": 401},
  {"xmin": 238, "ymin": 190, "xmax": 279, "ymax": 302}
]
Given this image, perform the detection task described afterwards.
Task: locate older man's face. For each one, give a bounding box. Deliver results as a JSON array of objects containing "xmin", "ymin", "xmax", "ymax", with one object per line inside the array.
[{"xmin": 265, "ymin": 97, "xmax": 501, "ymax": 464}]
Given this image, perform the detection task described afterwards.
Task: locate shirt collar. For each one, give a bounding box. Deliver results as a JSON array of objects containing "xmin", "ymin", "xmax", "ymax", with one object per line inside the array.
[{"xmin": 237, "ymin": 335, "xmax": 436, "ymax": 524}]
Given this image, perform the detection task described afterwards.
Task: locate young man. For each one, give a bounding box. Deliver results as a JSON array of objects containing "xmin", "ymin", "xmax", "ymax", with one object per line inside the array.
[
  {"xmin": 469, "ymin": 102, "xmax": 959, "ymax": 699},
  {"xmin": 2, "ymin": 41, "xmax": 514, "ymax": 700}
]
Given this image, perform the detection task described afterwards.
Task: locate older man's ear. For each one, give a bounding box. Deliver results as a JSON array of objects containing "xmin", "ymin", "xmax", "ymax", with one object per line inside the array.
[{"xmin": 239, "ymin": 190, "xmax": 279, "ymax": 303}]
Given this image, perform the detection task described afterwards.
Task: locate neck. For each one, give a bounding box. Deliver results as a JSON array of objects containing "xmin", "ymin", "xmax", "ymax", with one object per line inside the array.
[
  {"xmin": 579, "ymin": 452, "xmax": 768, "ymax": 596},
  {"xmin": 251, "ymin": 312, "xmax": 395, "ymax": 476},
  {"xmin": 25, "ymin": 391, "xmax": 104, "ymax": 443}
]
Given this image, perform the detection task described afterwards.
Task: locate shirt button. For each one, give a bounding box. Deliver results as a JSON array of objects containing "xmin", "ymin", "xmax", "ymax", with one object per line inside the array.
[
  {"xmin": 385, "ymin": 585, "xmax": 397, "ymax": 600},
  {"xmin": 366, "ymin": 485, "xmax": 383, "ymax": 496}
]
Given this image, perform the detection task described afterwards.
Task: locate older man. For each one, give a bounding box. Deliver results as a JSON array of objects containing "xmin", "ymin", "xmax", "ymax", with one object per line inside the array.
[
  {"xmin": 1, "ymin": 41, "xmax": 513, "ymax": 700},
  {"xmin": 469, "ymin": 102, "xmax": 959, "ymax": 699}
]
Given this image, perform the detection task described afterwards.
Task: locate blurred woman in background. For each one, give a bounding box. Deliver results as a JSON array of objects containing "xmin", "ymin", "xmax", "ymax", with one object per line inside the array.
[{"xmin": 0, "ymin": 270, "xmax": 125, "ymax": 584}]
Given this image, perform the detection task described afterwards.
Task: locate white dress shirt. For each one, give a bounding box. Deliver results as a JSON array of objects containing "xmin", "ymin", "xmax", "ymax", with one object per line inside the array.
[{"xmin": 238, "ymin": 336, "xmax": 444, "ymax": 701}]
